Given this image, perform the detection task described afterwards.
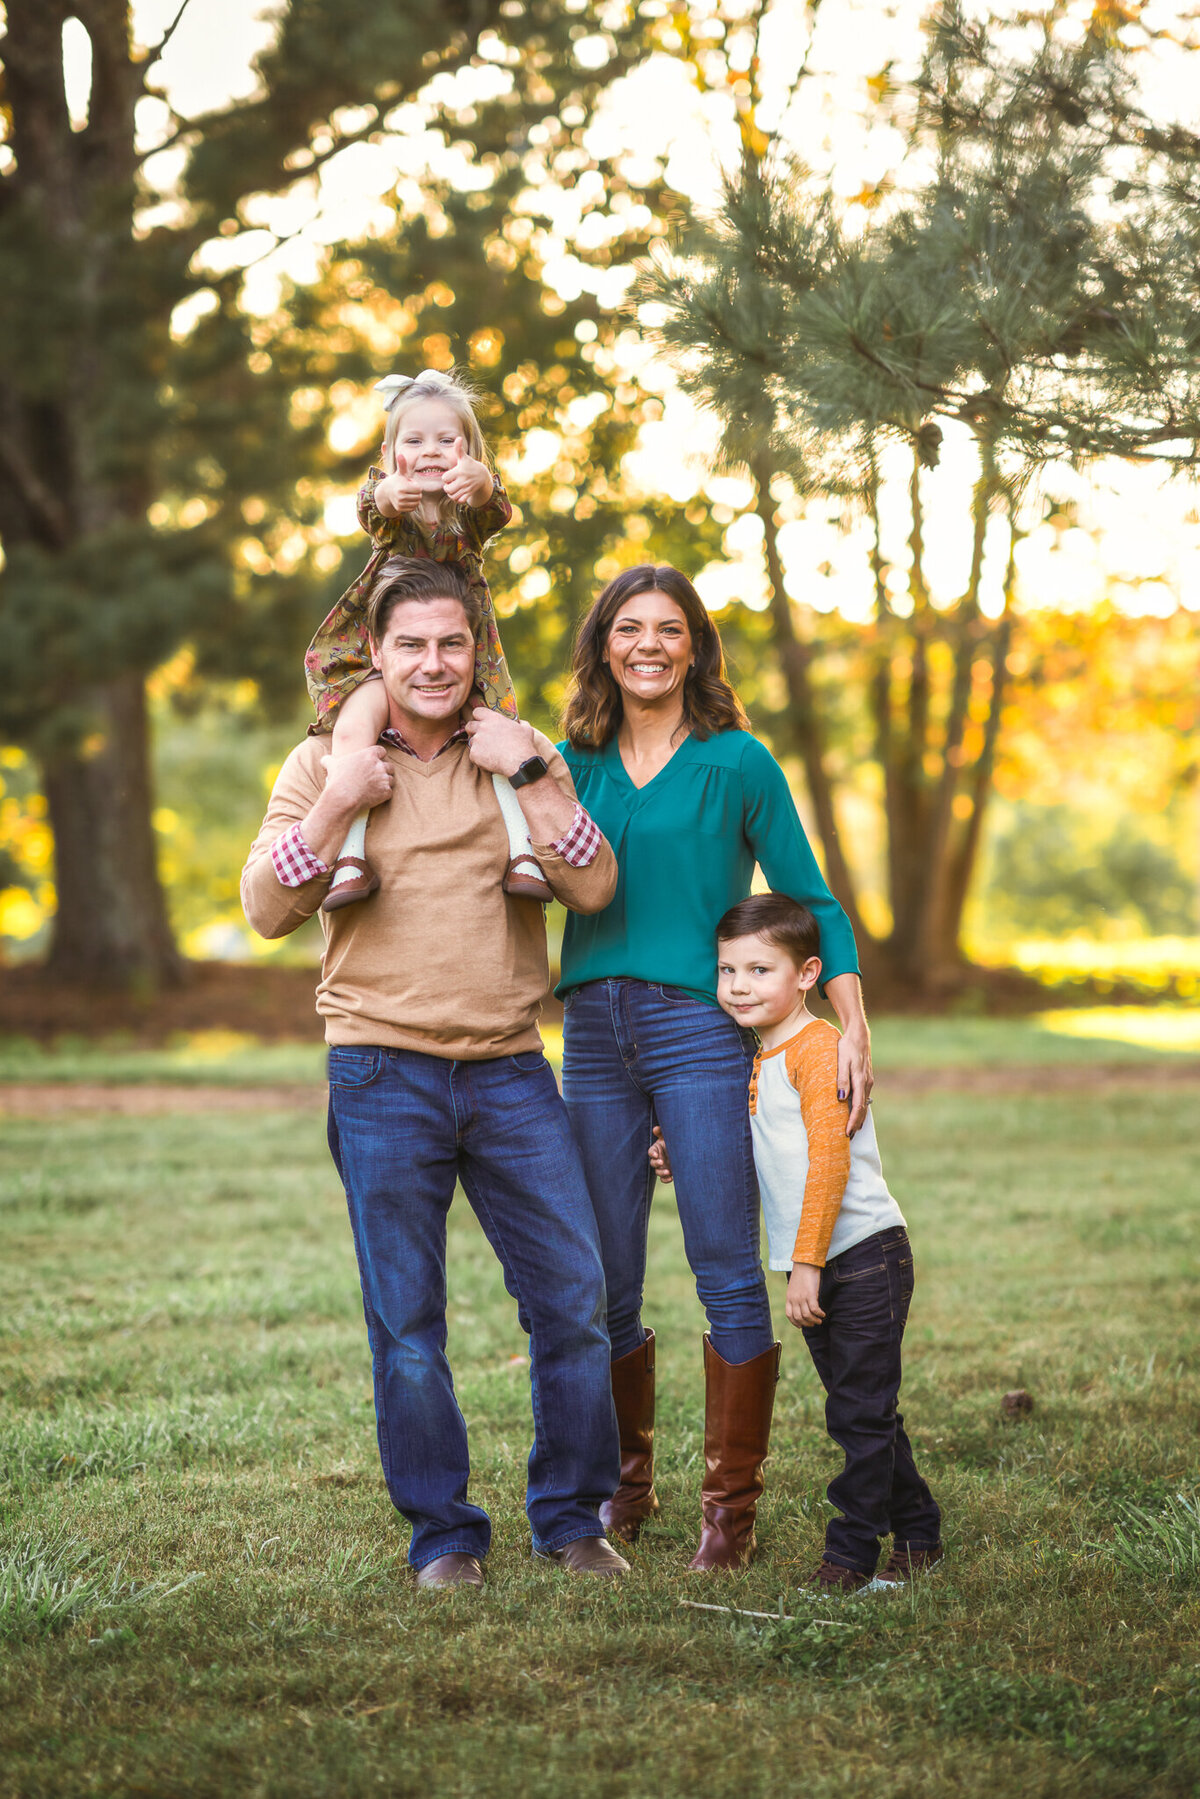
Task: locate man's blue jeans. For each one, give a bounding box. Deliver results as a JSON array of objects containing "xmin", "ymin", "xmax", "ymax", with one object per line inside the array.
[
  {"xmin": 326, "ymin": 1043, "xmax": 619, "ymax": 1569},
  {"xmin": 561, "ymin": 979, "xmax": 775, "ymax": 1366}
]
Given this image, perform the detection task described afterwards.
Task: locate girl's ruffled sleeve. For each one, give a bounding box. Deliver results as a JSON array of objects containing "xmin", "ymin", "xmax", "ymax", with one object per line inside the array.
[
  {"xmin": 460, "ymin": 474, "xmax": 513, "ymax": 551},
  {"xmin": 357, "ymin": 466, "xmax": 390, "ymax": 540}
]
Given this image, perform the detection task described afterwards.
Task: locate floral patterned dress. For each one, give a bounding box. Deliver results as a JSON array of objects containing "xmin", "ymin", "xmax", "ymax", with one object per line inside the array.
[{"xmin": 305, "ymin": 467, "xmax": 517, "ymax": 733}]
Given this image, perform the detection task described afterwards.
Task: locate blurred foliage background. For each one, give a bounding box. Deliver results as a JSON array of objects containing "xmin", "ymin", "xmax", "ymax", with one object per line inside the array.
[{"xmin": 0, "ymin": 0, "xmax": 1198, "ymax": 1000}]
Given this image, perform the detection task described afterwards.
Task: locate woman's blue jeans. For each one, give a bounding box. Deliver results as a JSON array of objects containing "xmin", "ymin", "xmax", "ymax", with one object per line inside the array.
[
  {"xmin": 561, "ymin": 979, "xmax": 775, "ymax": 1366},
  {"xmin": 327, "ymin": 1043, "xmax": 618, "ymax": 1569}
]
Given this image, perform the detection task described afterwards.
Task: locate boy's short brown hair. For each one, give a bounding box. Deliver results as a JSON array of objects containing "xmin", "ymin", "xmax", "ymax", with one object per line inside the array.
[
  {"xmin": 367, "ymin": 556, "xmax": 481, "ymax": 644},
  {"xmin": 716, "ymin": 893, "xmax": 821, "ymax": 968}
]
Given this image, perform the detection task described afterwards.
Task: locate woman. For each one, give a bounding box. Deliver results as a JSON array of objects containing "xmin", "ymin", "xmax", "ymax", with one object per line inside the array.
[{"xmin": 557, "ymin": 564, "xmax": 872, "ymax": 1571}]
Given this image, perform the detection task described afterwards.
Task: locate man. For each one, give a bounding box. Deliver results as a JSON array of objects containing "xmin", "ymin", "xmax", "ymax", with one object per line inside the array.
[{"xmin": 241, "ymin": 556, "xmax": 627, "ymax": 1589}]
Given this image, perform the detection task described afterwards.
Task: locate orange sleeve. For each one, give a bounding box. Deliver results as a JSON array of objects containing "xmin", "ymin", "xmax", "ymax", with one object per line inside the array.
[{"xmin": 787, "ymin": 1024, "xmax": 852, "ymax": 1267}]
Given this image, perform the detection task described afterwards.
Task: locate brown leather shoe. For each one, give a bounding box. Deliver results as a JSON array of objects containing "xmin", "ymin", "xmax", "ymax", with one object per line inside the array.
[
  {"xmin": 799, "ymin": 1558, "xmax": 871, "ymax": 1595},
  {"xmin": 535, "ymin": 1536, "xmax": 630, "ymax": 1578},
  {"xmin": 322, "ymin": 856, "xmax": 380, "ymax": 912},
  {"xmin": 502, "ymin": 853, "xmax": 554, "ymax": 901},
  {"xmin": 687, "ymin": 1334, "xmax": 781, "ymax": 1572},
  {"xmin": 414, "ymin": 1552, "xmax": 485, "ymax": 1591},
  {"xmin": 600, "ymin": 1331, "xmax": 660, "ymax": 1544},
  {"xmin": 874, "ymin": 1543, "xmax": 944, "ymax": 1586}
]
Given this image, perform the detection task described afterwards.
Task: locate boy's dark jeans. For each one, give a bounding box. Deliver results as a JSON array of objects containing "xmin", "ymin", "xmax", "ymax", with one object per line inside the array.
[{"xmin": 801, "ymin": 1226, "xmax": 941, "ymax": 1576}]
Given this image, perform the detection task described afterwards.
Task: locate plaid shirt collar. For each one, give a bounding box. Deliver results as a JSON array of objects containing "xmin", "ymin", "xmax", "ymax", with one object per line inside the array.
[{"xmin": 379, "ymin": 718, "xmax": 468, "ymax": 761}]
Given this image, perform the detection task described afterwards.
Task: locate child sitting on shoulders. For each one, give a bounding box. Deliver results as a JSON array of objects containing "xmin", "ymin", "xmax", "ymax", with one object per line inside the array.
[
  {"xmin": 651, "ymin": 890, "xmax": 943, "ymax": 1594},
  {"xmin": 305, "ymin": 366, "xmax": 550, "ymax": 910}
]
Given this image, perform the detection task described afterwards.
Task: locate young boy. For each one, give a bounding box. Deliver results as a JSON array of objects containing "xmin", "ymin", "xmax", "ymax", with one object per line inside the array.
[{"xmin": 655, "ymin": 891, "xmax": 942, "ymax": 1593}]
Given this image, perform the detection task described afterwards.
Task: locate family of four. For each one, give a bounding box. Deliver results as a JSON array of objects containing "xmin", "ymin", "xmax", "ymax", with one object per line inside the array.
[{"xmin": 240, "ymin": 369, "xmax": 942, "ymax": 1595}]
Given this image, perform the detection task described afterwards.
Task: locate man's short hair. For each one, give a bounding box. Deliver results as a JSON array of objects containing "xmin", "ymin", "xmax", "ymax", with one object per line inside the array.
[
  {"xmin": 716, "ymin": 892, "xmax": 821, "ymax": 967},
  {"xmin": 366, "ymin": 556, "xmax": 481, "ymax": 644}
]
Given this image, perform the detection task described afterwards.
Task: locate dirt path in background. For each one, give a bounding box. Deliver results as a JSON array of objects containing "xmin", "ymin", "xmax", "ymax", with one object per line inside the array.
[{"xmin": 3, "ymin": 1060, "xmax": 1200, "ymax": 1116}]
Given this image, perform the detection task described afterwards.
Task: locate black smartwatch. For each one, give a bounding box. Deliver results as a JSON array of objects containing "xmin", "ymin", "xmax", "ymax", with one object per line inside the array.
[{"xmin": 509, "ymin": 754, "xmax": 550, "ymax": 790}]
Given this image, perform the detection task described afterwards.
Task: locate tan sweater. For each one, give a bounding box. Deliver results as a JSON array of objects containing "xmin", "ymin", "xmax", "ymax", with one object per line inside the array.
[{"xmin": 241, "ymin": 730, "xmax": 616, "ymax": 1058}]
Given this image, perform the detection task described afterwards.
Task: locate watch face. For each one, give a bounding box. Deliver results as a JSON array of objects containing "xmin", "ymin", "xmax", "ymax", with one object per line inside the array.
[{"xmin": 512, "ymin": 754, "xmax": 549, "ymax": 789}]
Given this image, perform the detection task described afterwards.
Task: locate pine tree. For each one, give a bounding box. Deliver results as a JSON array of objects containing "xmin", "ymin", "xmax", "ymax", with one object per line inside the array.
[{"xmin": 647, "ymin": 0, "xmax": 1200, "ymax": 987}]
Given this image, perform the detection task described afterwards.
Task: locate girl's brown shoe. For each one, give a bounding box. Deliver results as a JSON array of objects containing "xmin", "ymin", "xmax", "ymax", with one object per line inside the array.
[
  {"xmin": 503, "ymin": 854, "xmax": 554, "ymax": 901},
  {"xmin": 322, "ymin": 856, "xmax": 380, "ymax": 911}
]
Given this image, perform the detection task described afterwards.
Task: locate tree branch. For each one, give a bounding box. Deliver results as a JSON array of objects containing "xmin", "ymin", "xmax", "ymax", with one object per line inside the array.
[
  {"xmin": 0, "ymin": 433, "xmax": 70, "ymax": 548},
  {"xmin": 144, "ymin": 0, "xmax": 197, "ymax": 70}
]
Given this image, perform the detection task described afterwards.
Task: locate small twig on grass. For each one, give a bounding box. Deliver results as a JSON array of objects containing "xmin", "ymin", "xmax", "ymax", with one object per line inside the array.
[{"xmin": 677, "ymin": 1599, "xmax": 854, "ymax": 1626}]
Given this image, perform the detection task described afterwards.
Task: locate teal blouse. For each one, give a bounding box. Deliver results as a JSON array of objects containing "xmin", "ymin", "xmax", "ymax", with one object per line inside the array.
[{"xmin": 557, "ymin": 729, "xmax": 859, "ymax": 1004}]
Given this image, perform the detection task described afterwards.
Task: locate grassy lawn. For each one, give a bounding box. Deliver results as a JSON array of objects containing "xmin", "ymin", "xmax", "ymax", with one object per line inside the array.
[
  {"xmin": 2, "ymin": 1004, "xmax": 1200, "ymax": 1088},
  {"xmin": 2, "ymin": 1028, "xmax": 1199, "ymax": 1797}
]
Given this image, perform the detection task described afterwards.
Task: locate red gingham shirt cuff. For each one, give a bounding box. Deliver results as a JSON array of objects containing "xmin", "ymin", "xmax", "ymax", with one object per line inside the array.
[
  {"xmin": 271, "ymin": 822, "xmax": 330, "ymax": 888},
  {"xmin": 548, "ymin": 802, "xmax": 602, "ymax": 868}
]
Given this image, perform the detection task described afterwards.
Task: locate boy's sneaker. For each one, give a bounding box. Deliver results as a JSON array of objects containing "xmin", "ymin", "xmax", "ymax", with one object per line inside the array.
[
  {"xmin": 872, "ymin": 1543, "xmax": 944, "ymax": 1588},
  {"xmin": 798, "ymin": 1558, "xmax": 871, "ymax": 1596}
]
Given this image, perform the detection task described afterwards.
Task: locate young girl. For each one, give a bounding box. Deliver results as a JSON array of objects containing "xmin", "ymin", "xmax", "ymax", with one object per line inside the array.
[{"xmin": 304, "ymin": 366, "xmax": 550, "ymax": 909}]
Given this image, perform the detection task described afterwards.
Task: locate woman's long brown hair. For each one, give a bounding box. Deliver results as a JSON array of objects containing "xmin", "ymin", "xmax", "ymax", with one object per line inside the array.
[{"xmin": 561, "ymin": 565, "xmax": 749, "ymax": 751}]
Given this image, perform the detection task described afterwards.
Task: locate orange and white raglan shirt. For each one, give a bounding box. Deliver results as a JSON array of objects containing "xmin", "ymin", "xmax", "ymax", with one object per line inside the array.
[{"xmin": 749, "ymin": 1017, "xmax": 905, "ymax": 1272}]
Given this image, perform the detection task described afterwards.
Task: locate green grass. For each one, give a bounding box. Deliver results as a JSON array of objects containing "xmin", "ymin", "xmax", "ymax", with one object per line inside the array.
[
  {"xmin": 867, "ymin": 1006, "xmax": 1200, "ymax": 1067},
  {"xmin": 0, "ymin": 1031, "xmax": 326, "ymax": 1086},
  {"xmin": 1, "ymin": 1051, "xmax": 1199, "ymax": 1795},
  {"xmin": 2, "ymin": 1005, "xmax": 1198, "ymax": 1089}
]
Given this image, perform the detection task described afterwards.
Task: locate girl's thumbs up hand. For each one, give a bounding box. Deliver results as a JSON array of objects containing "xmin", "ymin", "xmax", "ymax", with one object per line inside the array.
[
  {"xmin": 442, "ymin": 436, "xmax": 494, "ymax": 507},
  {"xmin": 375, "ymin": 447, "xmax": 422, "ymax": 517}
]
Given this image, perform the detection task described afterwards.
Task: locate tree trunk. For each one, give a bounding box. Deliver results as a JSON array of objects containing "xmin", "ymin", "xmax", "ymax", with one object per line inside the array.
[
  {"xmin": 870, "ymin": 448, "xmax": 1013, "ymax": 991},
  {"xmin": 41, "ymin": 674, "xmax": 182, "ymax": 988},
  {"xmin": 881, "ymin": 452, "xmax": 936, "ymax": 984},
  {"xmin": 751, "ymin": 461, "xmax": 869, "ymax": 944},
  {"xmin": 936, "ymin": 613, "xmax": 1013, "ymax": 961},
  {"xmin": 3, "ymin": 0, "xmax": 182, "ymax": 988}
]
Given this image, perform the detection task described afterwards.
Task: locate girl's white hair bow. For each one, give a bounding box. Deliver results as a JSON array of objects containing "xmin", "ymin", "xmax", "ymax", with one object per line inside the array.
[{"xmin": 373, "ymin": 370, "xmax": 447, "ymax": 411}]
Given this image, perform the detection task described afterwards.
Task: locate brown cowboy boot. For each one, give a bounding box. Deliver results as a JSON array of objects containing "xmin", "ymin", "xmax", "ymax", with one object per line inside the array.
[
  {"xmin": 600, "ymin": 1331, "xmax": 660, "ymax": 1544},
  {"xmin": 687, "ymin": 1334, "xmax": 781, "ymax": 1572}
]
